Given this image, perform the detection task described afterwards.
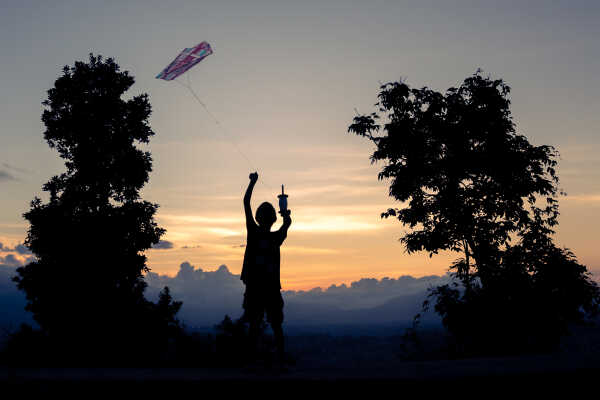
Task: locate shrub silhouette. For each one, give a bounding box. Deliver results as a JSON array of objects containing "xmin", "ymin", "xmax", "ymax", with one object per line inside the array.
[
  {"xmin": 349, "ymin": 71, "xmax": 600, "ymax": 356},
  {"xmin": 11, "ymin": 54, "xmax": 182, "ymax": 365},
  {"xmin": 214, "ymin": 314, "xmax": 271, "ymax": 366}
]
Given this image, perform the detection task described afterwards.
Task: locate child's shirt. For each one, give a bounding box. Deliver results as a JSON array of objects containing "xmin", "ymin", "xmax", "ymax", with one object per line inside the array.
[{"xmin": 241, "ymin": 214, "xmax": 291, "ymax": 289}]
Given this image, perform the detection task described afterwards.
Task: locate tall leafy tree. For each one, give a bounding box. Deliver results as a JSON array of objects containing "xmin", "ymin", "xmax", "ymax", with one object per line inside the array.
[
  {"xmin": 14, "ymin": 54, "xmax": 178, "ymax": 359},
  {"xmin": 349, "ymin": 72, "xmax": 599, "ymax": 354}
]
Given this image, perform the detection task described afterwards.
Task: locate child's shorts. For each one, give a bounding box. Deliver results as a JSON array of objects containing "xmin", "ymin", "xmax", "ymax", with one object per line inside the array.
[{"xmin": 242, "ymin": 285, "xmax": 284, "ymax": 325}]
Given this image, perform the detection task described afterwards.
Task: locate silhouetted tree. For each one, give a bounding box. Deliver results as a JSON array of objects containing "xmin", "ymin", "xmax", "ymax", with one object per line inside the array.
[
  {"xmin": 13, "ymin": 54, "xmax": 181, "ymax": 363},
  {"xmin": 349, "ymin": 71, "xmax": 600, "ymax": 355},
  {"xmin": 156, "ymin": 286, "xmax": 183, "ymax": 330}
]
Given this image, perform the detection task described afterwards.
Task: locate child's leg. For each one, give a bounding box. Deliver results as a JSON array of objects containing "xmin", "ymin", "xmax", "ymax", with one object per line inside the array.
[
  {"xmin": 267, "ymin": 291, "xmax": 285, "ymax": 363},
  {"xmin": 248, "ymin": 318, "xmax": 261, "ymax": 359},
  {"xmin": 243, "ymin": 285, "xmax": 262, "ymax": 361},
  {"xmin": 272, "ymin": 322, "xmax": 285, "ymax": 362}
]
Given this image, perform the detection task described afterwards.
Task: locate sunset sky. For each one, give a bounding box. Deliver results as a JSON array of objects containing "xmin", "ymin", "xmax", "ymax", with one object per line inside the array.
[{"xmin": 1, "ymin": 0, "xmax": 599, "ymax": 290}]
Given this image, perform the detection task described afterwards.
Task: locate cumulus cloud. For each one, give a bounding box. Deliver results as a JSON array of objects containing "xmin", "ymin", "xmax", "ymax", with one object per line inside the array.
[
  {"xmin": 151, "ymin": 240, "xmax": 174, "ymax": 250},
  {"xmin": 283, "ymin": 274, "xmax": 450, "ymax": 311},
  {"xmin": 0, "ymin": 242, "xmax": 35, "ymax": 270},
  {"xmin": 144, "ymin": 262, "xmax": 447, "ymax": 328},
  {"xmin": 14, "ymin": 244, "xmax": 32, "ymax": 255},
  {"xmin": 0, "ymin": 254, "xmax": 23, "ymax": 267},
  {"xmin": 0, "ymin": 259, "xmax": 446, "ymax": 332},
  {"xmin": 145, "ymin": 262, "xmax": 244, "ymax": 327},
  {"xmin": 0, "ymin": 243, "xmax": 32, "ymax": 255}
]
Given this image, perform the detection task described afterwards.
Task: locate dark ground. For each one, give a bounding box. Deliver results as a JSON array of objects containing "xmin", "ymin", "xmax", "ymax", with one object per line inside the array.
[
  {"xmin": 1, "ymin": 358, "xmax": 598, "ymax": 395},
  {"xmin": 2, "ymin": 324, "xmax": 599, "ymax": 394}
]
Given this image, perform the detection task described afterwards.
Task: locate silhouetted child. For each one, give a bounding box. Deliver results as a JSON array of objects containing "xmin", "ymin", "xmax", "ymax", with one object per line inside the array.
[{"xmin": 240, "ymin": 171, "xmax": 292, "ymax": 366}]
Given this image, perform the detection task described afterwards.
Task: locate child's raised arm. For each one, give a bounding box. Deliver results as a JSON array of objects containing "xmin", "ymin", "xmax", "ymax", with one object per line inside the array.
[
  {"xmin": 277, "ymin": 209, "xmax": 292, "ymax": 244},
  {"xmin": 244, "ymin": 172, "xmax": 258, "ymax": 228}
]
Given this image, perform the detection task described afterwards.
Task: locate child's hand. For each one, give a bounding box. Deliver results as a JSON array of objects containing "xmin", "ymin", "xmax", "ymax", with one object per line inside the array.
[
  {"xmin": 249, "ymin": 172, "xmax": 258, "ymax": 182},
  {"xmin": 280, "ymin": 209, "xmax": 291, "ymax": 217}
]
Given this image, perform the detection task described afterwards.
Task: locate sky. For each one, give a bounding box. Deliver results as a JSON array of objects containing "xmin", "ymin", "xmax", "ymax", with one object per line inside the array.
[{"xmin": 1, "ymin": 0, "xmax": 599, "ymax": 290}]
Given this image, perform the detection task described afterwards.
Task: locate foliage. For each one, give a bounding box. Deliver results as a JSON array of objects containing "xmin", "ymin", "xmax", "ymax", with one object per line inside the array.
[
  {"xmin": 349, "ymin": 71, "xmax": 600, "ymax": 355},
  {"xmin": 11, "ymin": 54, "xmax": 182, "ymax": 363},
  {"xmin": 423, "ymin": 243, "xmax": 599, "ymax": 356},
  {"xmin": 214, "ymin": 314, "xmax": 270, "ymax": 366}
]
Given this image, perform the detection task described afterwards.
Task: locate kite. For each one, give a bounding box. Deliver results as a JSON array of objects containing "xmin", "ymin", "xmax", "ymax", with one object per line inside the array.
[{"xmin": 156, "ymin": 41, "xmax": 213, "ymax": 81}]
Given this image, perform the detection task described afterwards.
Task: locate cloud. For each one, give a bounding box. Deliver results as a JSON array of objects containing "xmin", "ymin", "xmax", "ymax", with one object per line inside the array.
[
  {"xmin": 151, "ymin": 240, "xmax": 174, "ymax": 250},
  {"xmin": 0, "ymin": 223, "xmax": 27, "ymax": 229},
  {"xmin": 563, "ymin": 194, "xmax": 600, "ymax": 204},
  {"xmin": 290, "ymin": 183, "xmax": 384, "ymax": 199},
  {"xmin": 145, "ymin": 262, "xmax": 244, "ymax": 327},
  {"xmin": 283, "ymin": 275, "xmax": 450, "ymax": 311},
  {"xmin": 0, "ymin": 255, "xmax": 23, "ymax": 267},
  {"xmin": 284, "ymin": 246, "xmax": 339, "ymax": 255},
  {"xmin": 0, "ymin": 170, "xmax": 16, "ymax": 182},
  {"xmin": 2, "ymin": 163, "xmax": 32, "ymax": 175},
  {"xmin": 0, "ymin": 253, "xmax": 34, "ymax": 268},
  {"xmin": 0, "ymin": 254, "xmax": 449, "ymax": 332},
  {"xmin": 292, "ymin": 216, "xmax": 382, "ymax": 233},
  {"xmin": 159, "ymin": 208, "xmax": 386, "ymax": 238},
  {"xmin": 155, "ymin": 215, "xmax": 244, "ymax": 238},
  {"xmin": 0, "ymin": 243, "xmax": 33, "ymax": 255},
  {"xmin": 14, "ymin": 244, "xmax": 32, "ymax": 255},
  {"xmin": 144, "ymin": 261, "xmax": 447, "ymax": 328},
  {"xmin": 204, "ymin": 227, "xmax": 242, "ymax": 237},
  {"xmin": 0, "ymin": 258, "xmax": 445, "ymax": 332},
  {"xmin": 159, "ymin": 215, "xmax": 241, "ymax": 225}
]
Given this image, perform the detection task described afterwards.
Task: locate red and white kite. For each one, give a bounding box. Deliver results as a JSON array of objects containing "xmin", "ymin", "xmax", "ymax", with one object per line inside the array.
[{"xmin": 156, "ymin": 42, "xmax": 213, "ymax": 81}]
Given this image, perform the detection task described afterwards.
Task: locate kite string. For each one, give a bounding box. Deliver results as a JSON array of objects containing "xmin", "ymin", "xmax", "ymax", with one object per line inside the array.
[{"xmin": 174, "ymin": 78, "xmax": 273, "ymax": 191}]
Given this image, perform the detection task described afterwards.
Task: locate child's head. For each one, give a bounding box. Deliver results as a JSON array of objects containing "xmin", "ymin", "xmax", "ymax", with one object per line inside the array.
[{"xmin": 256, "ymin": 202, "xmax": 276, "ymax": 228}]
